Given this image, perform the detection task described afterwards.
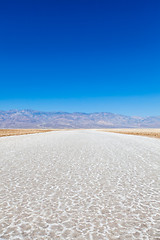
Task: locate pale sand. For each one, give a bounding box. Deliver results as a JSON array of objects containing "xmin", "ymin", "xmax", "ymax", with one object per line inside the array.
[{"xmin": 0, "ymin": 130, "xmax": 160, "ymax": 239}]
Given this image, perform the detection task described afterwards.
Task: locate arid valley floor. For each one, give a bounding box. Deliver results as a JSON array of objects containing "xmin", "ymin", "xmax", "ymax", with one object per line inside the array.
[
  {"xmin": 0, "ymin": 129, "xmax": 54, "ymax": 138},
  {"xmin": 101, "ymin": 129, "xmax": 160, "ymax": 139},
  {"xmin": 0, "ymin": 130, "xmax": 160, "ymax": 239}
]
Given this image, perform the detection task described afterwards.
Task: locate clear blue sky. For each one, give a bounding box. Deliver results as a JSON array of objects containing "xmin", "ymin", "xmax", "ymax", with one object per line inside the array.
[{"xmin": 0, "ymin": 0, "xmax": 160, "ymax": 116}]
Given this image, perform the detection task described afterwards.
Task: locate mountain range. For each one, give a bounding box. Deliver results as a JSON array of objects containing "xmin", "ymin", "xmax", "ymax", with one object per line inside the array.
[{"xmin": 0, "ymin": 109, "xmax": 160, "ymax": 129}]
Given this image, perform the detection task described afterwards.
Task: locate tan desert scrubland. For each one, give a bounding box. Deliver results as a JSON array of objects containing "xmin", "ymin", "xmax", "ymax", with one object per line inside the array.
[
  {"xmin": 101, "ymin": 128, "xmax": 160, "ymax": 139},
  {"xmin": 0, "ymin": 129, "xmax": 55, "ymax": 137}
]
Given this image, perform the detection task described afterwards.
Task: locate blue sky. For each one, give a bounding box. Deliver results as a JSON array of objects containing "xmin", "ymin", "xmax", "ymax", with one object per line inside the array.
[{"xmin": 0, "ymin": 0, "xmax": 160, "ymax": 116}]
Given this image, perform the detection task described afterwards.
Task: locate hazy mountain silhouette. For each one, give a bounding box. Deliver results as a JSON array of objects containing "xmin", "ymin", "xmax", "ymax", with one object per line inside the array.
[{"xmin": 0, "ymin": 109, "xmax": 160, "ymax": 128}]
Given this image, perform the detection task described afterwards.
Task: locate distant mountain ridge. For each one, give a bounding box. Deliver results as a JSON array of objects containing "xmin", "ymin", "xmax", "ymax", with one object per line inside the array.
[{"xmin": 0, "ymin": 109, "xmax": 160, "ymax": 128}]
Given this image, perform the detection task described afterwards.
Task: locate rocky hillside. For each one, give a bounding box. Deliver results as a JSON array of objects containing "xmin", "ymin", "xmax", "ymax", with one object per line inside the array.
[{"xmin": 0, "ymin": 110, "xmax": 160, "ymax": 128}]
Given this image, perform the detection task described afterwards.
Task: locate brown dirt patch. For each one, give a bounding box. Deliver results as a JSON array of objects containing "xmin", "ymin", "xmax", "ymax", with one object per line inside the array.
[
  {"xmin": 0, "ymin": 129, "xmax": 56, "ymax": 137},
  {"xmin": 100, "ymin": 129, "xmax": 160, "ymax": 139}
]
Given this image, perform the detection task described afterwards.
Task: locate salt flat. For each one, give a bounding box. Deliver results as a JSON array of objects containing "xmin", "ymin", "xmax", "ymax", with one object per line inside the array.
[{"xmin": 0, "ymin": 130, "xmax": 160, "ymax": 240}]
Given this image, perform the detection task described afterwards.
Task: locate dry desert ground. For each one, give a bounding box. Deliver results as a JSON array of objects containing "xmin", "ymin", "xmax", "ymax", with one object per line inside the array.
[
  {"xmin": 100, "ymin": 128, "xmax": 160, "ymax": 139},
  {"xmin": 0, "ymin": 129, "xmax": 57, "ymax": 137},
  {"xmin": 1, "ymin": 128, "xmax": 160, "ymax": 139}
]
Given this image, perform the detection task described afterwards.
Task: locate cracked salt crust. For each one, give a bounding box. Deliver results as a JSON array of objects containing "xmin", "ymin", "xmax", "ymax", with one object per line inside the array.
[{"xmin": 0, "ymin": 130, "xmax": 160, "ymax": 239}]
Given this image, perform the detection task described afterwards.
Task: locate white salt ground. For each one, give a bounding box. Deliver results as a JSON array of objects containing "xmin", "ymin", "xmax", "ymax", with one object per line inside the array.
[{"xmin": 0, "ymin": 130, "xmax": 160, "ymax": 240}]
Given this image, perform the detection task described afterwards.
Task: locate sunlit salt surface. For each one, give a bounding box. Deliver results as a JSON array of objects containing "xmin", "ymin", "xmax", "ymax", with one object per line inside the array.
[{"xmin": 0, "ymin": 130, "xmax": 160, "ymax": 239}]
